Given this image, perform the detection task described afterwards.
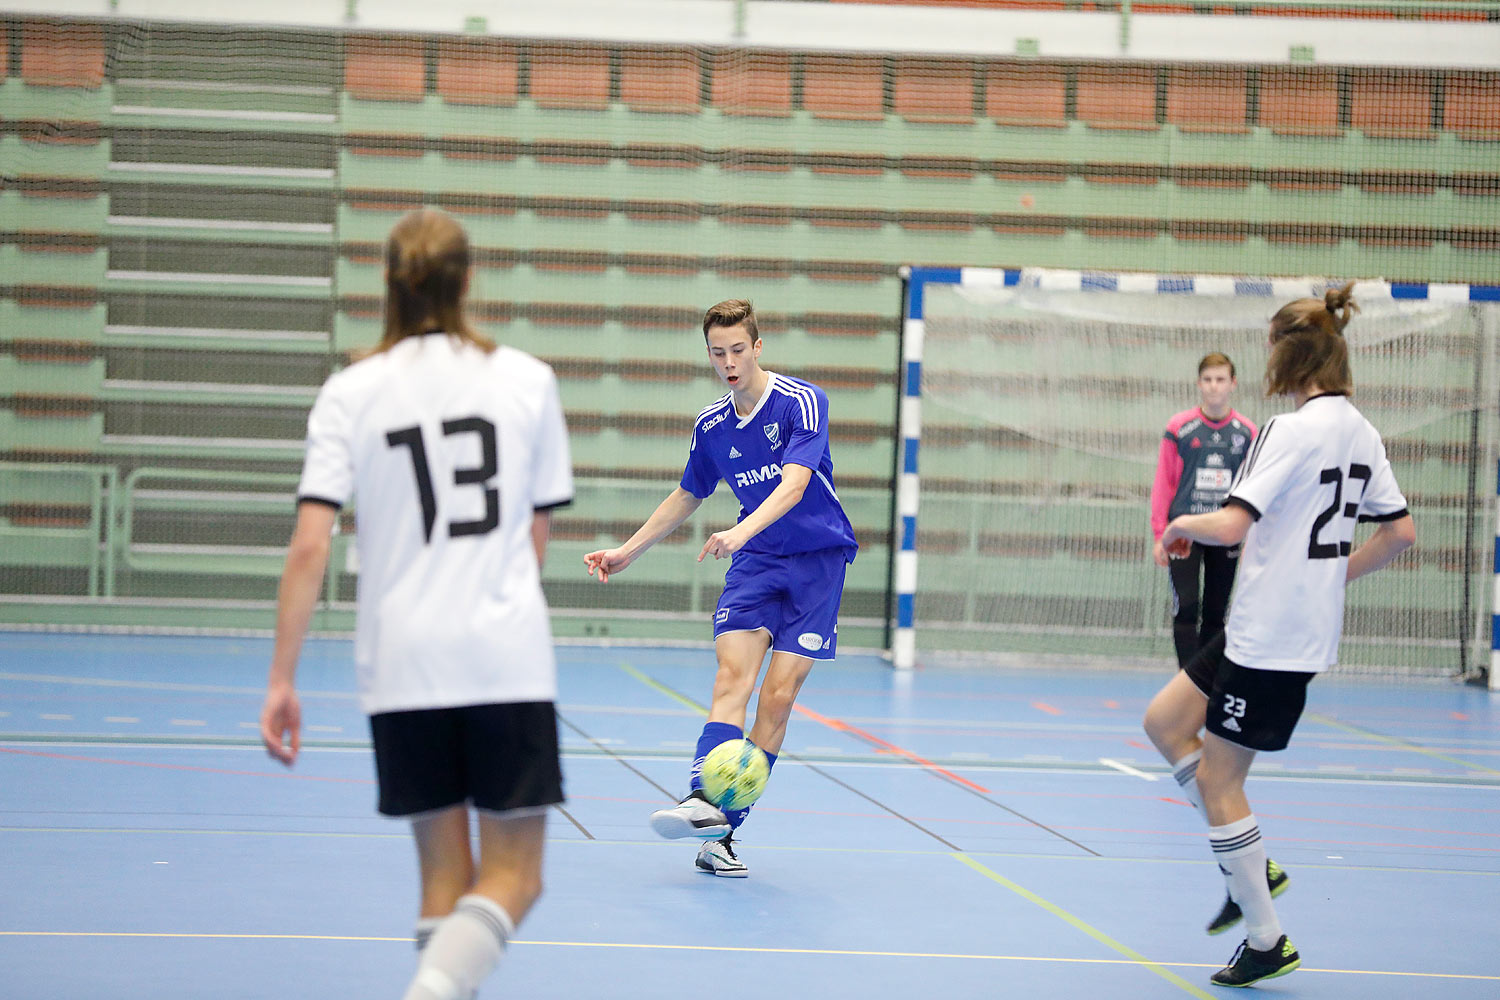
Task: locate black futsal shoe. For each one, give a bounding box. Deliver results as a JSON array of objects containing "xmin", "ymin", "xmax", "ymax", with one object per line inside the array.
[
  {"xmin": 1210, "ymin": 935, "xmax": 1301, "ymax": 987},
  {"xmin": 1207, "ymin": 859, "xmax": 1290, "ymax": 936}
]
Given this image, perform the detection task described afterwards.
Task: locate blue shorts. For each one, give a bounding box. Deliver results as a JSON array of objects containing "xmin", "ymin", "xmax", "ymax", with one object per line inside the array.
[{"xmin": 713, "ymin": 546, "xmax": 853, "ymax": 660}]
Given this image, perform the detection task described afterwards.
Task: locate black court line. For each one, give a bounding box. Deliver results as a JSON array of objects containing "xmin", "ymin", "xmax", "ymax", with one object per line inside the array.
[
  {"xmin": 778, "ymin": 751, "xmax": 963, "ymax": 851},
  {"xmin": 551, "ymin": 804, "xmax": 594, "ymax": 840},
  {"xmin": 624, "ymin": 667, "xmax": 1089, "ymax": 855},
  {"xmin": 555, "ymin": 710, "xmax": 678, "ymax": 801}
]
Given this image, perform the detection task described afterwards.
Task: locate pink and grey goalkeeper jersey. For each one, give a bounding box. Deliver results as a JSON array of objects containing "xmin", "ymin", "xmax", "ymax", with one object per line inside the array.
[{"xmin": 1151, "ymin": 408, "xmax": 1258, "ymax": 540}]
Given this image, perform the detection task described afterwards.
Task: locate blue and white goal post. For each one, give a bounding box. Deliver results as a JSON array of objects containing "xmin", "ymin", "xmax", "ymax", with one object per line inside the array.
[{"xmin": 891, "ymin": 266, "xmax": 1500, "ymax": 685}]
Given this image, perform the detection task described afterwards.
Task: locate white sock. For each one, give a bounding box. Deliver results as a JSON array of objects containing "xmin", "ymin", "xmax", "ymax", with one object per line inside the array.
[
  {"xmin": 1209, "ymin": 815, "xmax": 1281, "ymax": 951},
  {"xmin": 402, "ymin": 894, "xmax": 515, "ymax": 1000},
  {"xmin": 414, "ymin": 916, "xmax": 443, "ymax": 952},
  {"xmin": 1171, "ymin": 749, "xmax": 1205, "ymax": 813}
]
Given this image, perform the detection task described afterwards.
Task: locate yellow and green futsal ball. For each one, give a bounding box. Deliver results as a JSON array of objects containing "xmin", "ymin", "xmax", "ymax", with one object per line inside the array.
[{"xmin": 700, "ymin": 738, "xmax": 770, "ymax": 811}]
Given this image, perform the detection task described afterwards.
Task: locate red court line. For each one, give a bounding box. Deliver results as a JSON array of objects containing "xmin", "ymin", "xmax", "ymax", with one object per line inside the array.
[
  {"xmin": 0, "ymin": 746, "xmax": 371, "ymax": 784},
  {"xmin": 1031, "ymin": 702, "xmax": 1063, "ymax": 716},
  {"xmin": 792, "ymin": 704, "xmax": 992, "ymax": 794}
]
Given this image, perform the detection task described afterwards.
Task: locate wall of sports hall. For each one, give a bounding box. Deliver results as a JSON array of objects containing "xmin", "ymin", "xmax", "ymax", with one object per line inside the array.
[{"xmin": 1, "ymin": 1, "xmax": 1497, "ymax": 668}]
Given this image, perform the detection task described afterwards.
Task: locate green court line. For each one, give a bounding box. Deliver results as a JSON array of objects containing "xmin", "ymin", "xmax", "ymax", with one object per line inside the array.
[
  {"xmin": 1306, "ymin": 713, "xmax": 1500, "ymax": 776},
  {"xmin": 4, "ymin": 827, "xmax": 1498, "ymax": 879},
  {"xmin": 952, "ymin": 852, "xmax": 1217, "ymax": 1000},
  {"xmin": 0, "ymin": 931, "xmax": 1493, "ymax": 981},
  {"xmin": 618, "ymin": 662, "xmax": 709, "ymax": 715},
  {"xmin": 0, "ymin": 671, "xmax": 357, "ymax": 699}
]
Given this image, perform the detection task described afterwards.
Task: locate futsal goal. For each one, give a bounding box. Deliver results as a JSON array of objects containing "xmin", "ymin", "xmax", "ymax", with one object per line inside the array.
[{"xmin": 891, "ymin": 268, "xmax": 1500, "ymax": 684}]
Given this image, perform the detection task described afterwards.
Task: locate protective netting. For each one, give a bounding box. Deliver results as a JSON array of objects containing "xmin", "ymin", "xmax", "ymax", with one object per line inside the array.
[
  {"xmin": 0, "ymin": 9, "xmax": 1496, "ymax": 649},
  {"xmin": 914, "ymin": 275, "xmax": 1498, "ymax": 677}
]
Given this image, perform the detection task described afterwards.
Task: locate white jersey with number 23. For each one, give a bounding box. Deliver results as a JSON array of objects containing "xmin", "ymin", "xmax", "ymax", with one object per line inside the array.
[{"xmin": 1223, "ymin": 393, "xmax": 1408, "ymax": 674}]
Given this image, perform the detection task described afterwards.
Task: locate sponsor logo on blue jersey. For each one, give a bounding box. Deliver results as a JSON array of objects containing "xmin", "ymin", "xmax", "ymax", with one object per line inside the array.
[
  {"xmin": 701, "ymin": 411, "xmax": 728, "ymax": 433},
  {"xmin": 734, "ymin": 464, "xmax": 782, "ymax": 488}
]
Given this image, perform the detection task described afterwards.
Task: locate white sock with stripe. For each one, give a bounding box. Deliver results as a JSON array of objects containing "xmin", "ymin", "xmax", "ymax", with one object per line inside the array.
[
  {"xmin": 1171, "ymin": 749, "xmax": 1205, "ymax": 813},
  {"xmin": 1209, "ymin": 815, "xmax": 1281, "ymax": 951},
  {"xmin": 414, "ymin": 916, "xmax": 443, "ymax": 952},
  {"xmin": 402, "ymin": 894, "xmax": 515, "ymax": 1000}
]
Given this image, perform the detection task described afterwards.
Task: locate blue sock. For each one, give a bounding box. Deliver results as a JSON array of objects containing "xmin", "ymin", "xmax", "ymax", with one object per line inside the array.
[
  {"xmin": 688, "ymin": 721, "xmax": 743, "ymax": 794},
  {"xmin": 725, "ymin": 748, "xmax": 777, "ymax": 830}
]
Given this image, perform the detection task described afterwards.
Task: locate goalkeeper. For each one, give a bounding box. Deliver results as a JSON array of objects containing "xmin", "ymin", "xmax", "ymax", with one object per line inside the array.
[
  {"xmin": 1150, "ymin": 352, "xmax": 1257, "ymax": 670},
  {"xmin": 584, "ymin": 299, "xmax": 858, "ymax": 878}
]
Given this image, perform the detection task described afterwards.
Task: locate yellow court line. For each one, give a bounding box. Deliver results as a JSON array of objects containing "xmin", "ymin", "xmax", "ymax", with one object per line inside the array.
[
  {"xmin": 1, "ymin": 932, "xmax": 1492, "ymax": 981},
  {"xmin": 1305, "ymin": 713, "xmax": 1500, "ymax": 776},
  {"xmin": 952, "ymin": 852, "xmax": 1216, "ymax": 1000},
  {"xmin": 618, "ymin": 663, "xmax": 708, "ymax": 715}
]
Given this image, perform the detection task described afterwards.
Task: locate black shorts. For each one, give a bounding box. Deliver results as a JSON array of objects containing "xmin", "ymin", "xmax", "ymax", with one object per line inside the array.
[
  {"xmin": 368, "ymin": 701, "xmax": 563, "ymax": 817},
  {"xmin": 1184, "ymin": 638, "xmax": 1314, "ymax": 753}
]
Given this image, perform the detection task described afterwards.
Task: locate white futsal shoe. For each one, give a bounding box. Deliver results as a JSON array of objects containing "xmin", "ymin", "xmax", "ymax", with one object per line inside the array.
[
  {"xmin": 649, "ymin": 790, "xmax": 730, "ymax": 840},
  {"xmin": 695, "ymin": 835, "xmax": 748, "ymax": 878}
]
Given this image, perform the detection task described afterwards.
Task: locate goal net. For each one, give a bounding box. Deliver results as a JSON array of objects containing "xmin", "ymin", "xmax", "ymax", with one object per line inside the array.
[{"xmin": 896, "ymin": 268, "xmax": 1499, "ymax": 680}]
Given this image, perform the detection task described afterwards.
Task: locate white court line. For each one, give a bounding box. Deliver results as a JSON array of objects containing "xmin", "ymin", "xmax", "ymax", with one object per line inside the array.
[
  {"xmin": 169, "ymin": 720, "xmax": 207, "ymax": 727},
  {"xmin": 1098, "ymin": 758, "xmax": 1158, "ymax": 781},
  {"xmin": 39, "ymin": 714, "xmax": 75, "ymax": 721},
  {"xmin": 104, "ymin": 717, "xmax": 139, "ymax": 724}
]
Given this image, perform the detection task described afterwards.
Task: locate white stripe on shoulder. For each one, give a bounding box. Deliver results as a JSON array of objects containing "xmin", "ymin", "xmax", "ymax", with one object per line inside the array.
[
  {"xmin": 695, "ymin": 394, "xmax": 733, "ymax": 421},
  {"xmin": 772, "ymin": 379, "xmax": 820, "ymax": 433}
]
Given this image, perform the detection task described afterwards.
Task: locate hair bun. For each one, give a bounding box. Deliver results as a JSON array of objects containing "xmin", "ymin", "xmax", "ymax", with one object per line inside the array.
[{"xmin": 1324, "ymin": 280, "xmax": 1359, "ymax": 332}]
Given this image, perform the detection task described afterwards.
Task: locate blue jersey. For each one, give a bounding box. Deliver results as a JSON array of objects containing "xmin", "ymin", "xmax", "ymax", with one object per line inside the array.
[{"xmin": 680, "ymin": 373, "xmax": 858, "ymax": 559}]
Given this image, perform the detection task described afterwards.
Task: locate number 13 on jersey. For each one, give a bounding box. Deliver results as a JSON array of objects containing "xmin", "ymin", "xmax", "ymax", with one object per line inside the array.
[{"xmin": 386, "ymin": 416, "xmax": 500, "ymax": 543}]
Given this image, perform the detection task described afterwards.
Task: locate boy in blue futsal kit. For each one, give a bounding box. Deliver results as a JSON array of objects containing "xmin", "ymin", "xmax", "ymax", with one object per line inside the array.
[{"xmin": 584, "ymin": 299, "xmax": 858, "ymax": 877}]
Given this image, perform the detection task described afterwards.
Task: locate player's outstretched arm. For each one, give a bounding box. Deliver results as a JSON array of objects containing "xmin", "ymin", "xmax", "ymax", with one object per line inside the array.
[
  {"xmin": 261, "ymin": 501, "xmax": 336, "ymax": 767},
  {"xmin": 1347, "ymin": 513, "xmax": 1415, "ymax": 583},
  {"xmin": 700, "ymin": 463, "xmax": 812, "ymax": 561},
  {"xmin": 585, "ymin": 487, "xmax": 703, "ymax": 582}
]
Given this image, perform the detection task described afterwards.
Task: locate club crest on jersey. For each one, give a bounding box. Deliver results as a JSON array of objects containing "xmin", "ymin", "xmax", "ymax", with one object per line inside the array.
[
  {"xmin": 764, "ymin": 422, "xmax": 782, "ymax": 450},
  {"xmin": 701, "ymin": 411, "xmax": 728, "ymax": 433},
  {"xmin": 1231, "ymin": 434, "xmax": 1247, "ymax": 453},
  {"xmin": 735, "ymin": 464, "xmax": 782, "ymax": 488}
]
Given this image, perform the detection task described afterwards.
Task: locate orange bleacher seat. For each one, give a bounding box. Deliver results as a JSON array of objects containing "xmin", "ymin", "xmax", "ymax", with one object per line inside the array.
[
  {"xmin": 344, "ymin": 36, "xmax": 425, "ymax": 102},
  {"xmin": 436, "ymin": 39, "xmax": 519, "ymax": 107},
  {"xmin": 1259, "ymin": 67, "xmax": 1341, "ymax": 137},
  {"xmin": 1443, "ymin": 72, "xmax": 1500, "ymax": 140},
  {"xmin": 1351, "ymin": 70, "xmax": 1434, "ymax": 139},
  {"xmin": 21, "ymin": 22, "xmax": 107, "ymax": 89},
  {"xmin": 620, "ymin": 48, "xmax": 700, "ymax": 114},
  {"xmin": 529, "ymin": 44, "xmax": 611, "ymax": 111},
  {"xmin": 1166, "ymin": 66, "xmax": 1249, "ymax": 134},
  {"xmin": 710, "ymin": 51, "xmax": 794, "ymax": 117},
  {"xmin": 1076, "ymin": 66, "xmax": 1159, "ymax": 130},
  {"xmin": 893, "ymin": 58, "xmax": 975, "ymax": 124},
  {"xmin": 803, "ymin": 54, "xmax": 886, "ymax": 121},
  {"xmin": 985, "ymin": 63, "xmax": 1067, "ymax": 128}
]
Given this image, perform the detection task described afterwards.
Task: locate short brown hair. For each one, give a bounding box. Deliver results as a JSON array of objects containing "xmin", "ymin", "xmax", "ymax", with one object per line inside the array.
[
  {"xmin": 1265, "ymin": 281, "xmax": 1356, "ymax": 397},
  {"xmin": 366, "ymin": 209, "xmax": 494, "ymax": 358},
  {"xmin": 1198, "ymin": 352, "xmax": 1236, "ymax": 378},
  {"xmin": 702, "ymin": 299, "xmax": 758, "ymax": 342}
]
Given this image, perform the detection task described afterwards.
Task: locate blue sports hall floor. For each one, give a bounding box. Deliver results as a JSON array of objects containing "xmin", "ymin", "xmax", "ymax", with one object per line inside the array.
[{"xmin": 1, "ymin": 631, "xmax": 1497, "ymax": 998}]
